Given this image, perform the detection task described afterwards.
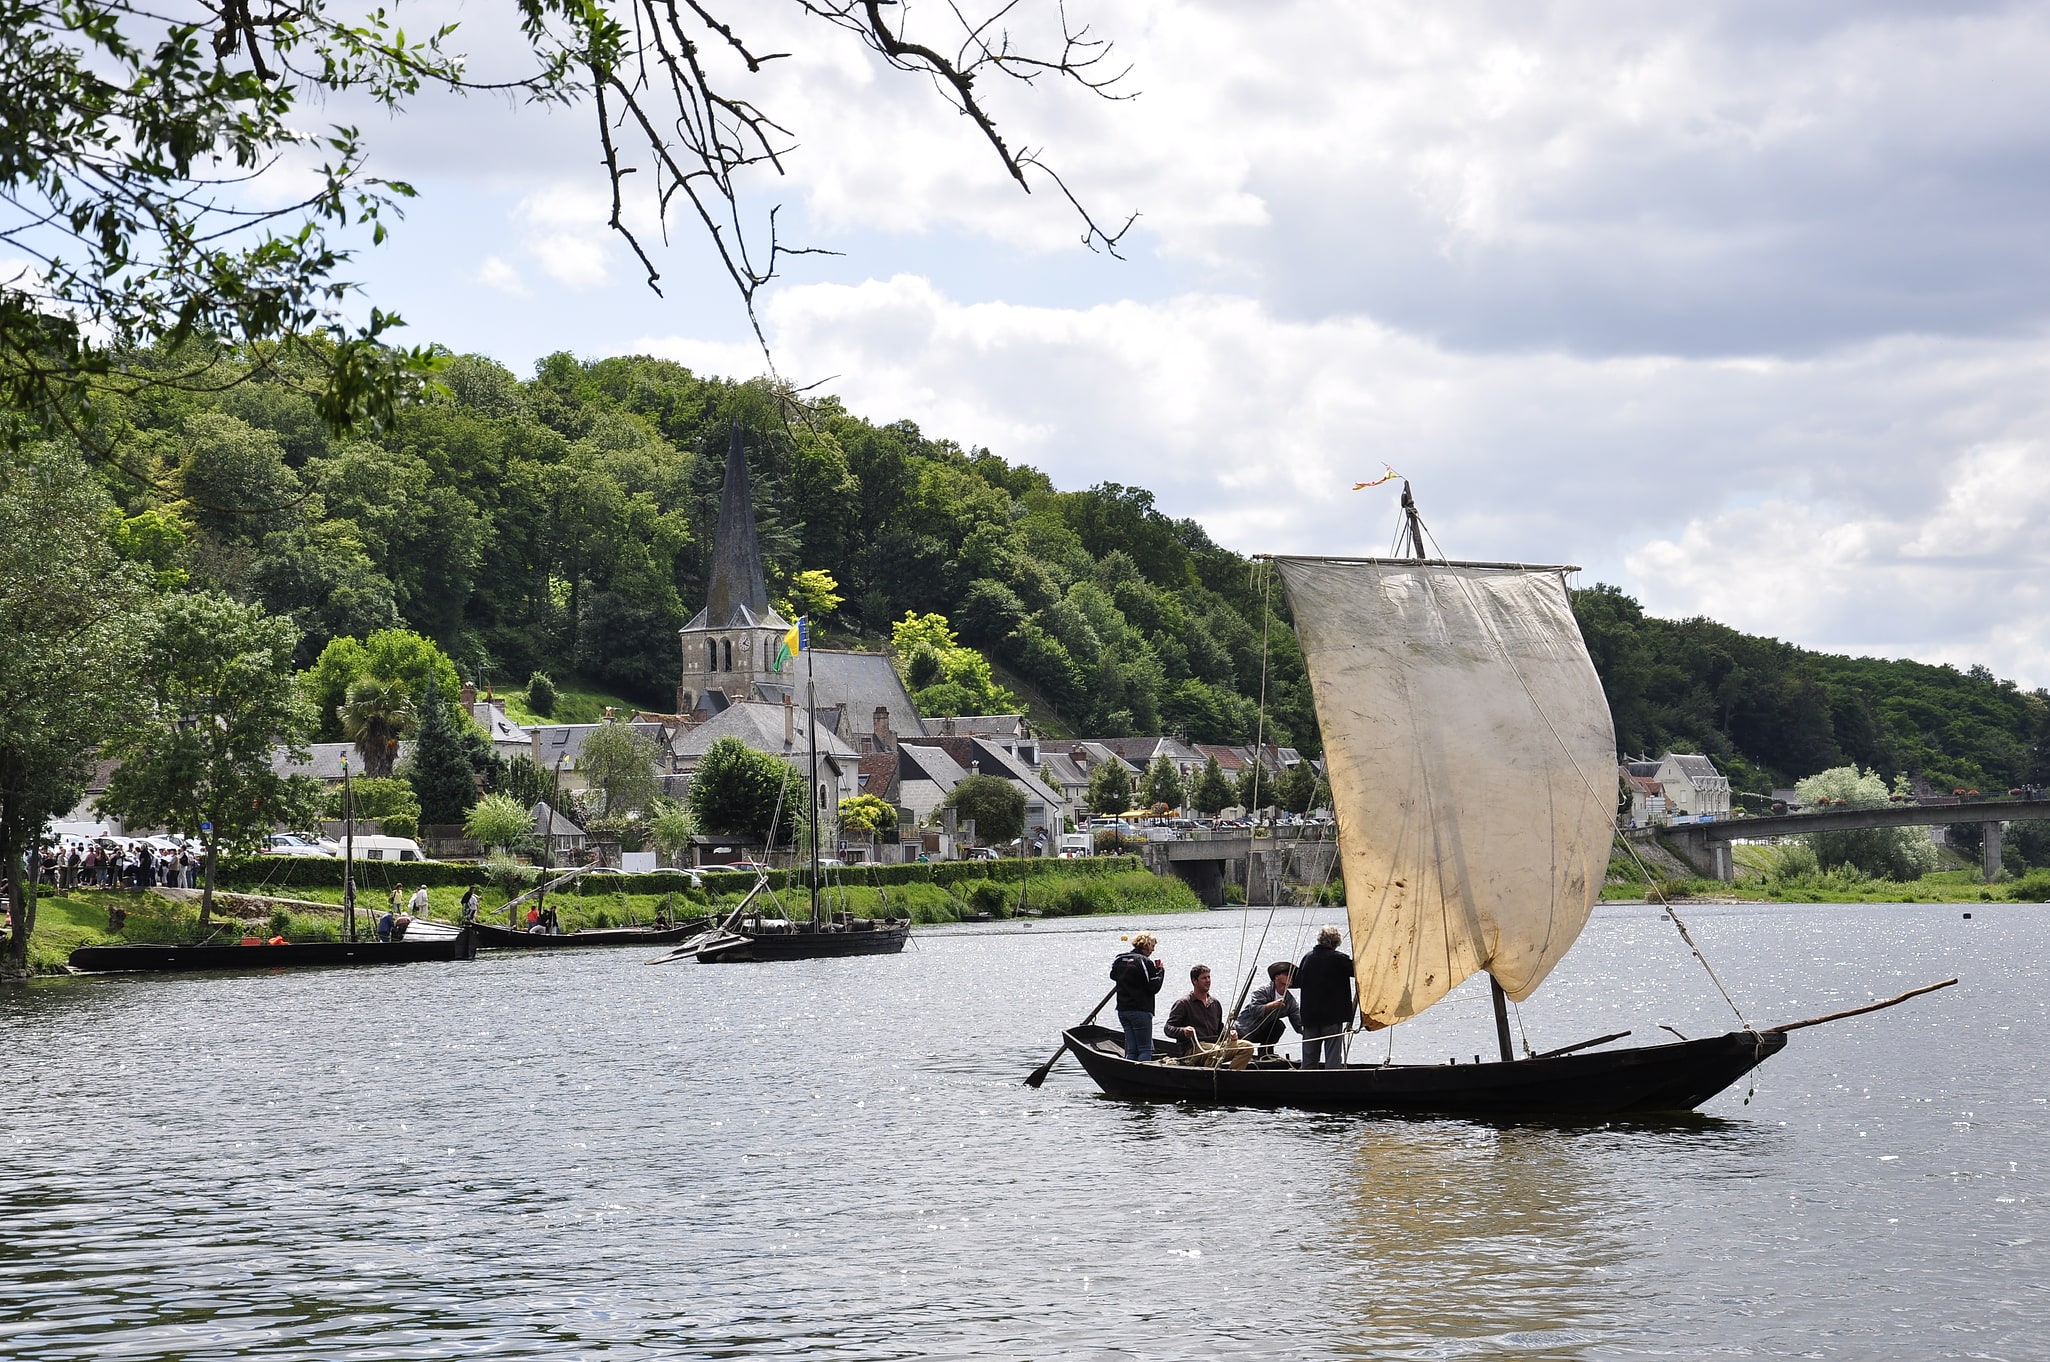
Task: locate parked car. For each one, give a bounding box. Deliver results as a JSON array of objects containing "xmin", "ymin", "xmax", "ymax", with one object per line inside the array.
[{"xmin": 262, "ymin": 833, "xmax": 334, "ymax": 858}]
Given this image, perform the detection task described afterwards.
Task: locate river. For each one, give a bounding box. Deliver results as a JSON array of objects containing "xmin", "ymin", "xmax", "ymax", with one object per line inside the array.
[{"xmin": 1, "ymin": 901, "xmax": 2042, "ymax": 1360}]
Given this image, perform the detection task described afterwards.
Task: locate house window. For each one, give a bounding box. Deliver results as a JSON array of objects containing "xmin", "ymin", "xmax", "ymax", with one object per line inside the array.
[{"xmin": 858, "ymin": 774, "xmax": 870, "ymax": 789}]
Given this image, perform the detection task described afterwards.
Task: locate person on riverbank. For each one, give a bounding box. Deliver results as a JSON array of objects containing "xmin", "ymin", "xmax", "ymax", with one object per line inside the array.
[
  {"xmin": 460, "ymin": 886, "xmax": 481, "ymax": 924},
  {"xmin": 1110, "ymin": 933, "xmax": 1167, "ymax": 1061},
  {"xmin": 388, "ymin": 886, "xmax": 403, "ymax": 919},
  {"xmin": 408, "ymin": 885, "xmax": 430, "ymax": 920},
  {"xmin": 1296, "ymin": 925, "xmax": 1355, "ymax": 1068},
  {"xmin": 1235, "ymin": 962, "xmax": 1301, "ymax": 1056},
  {"xmin": 1164, "ymin": 964, "xmax": 1225, "ymax": 1055}
]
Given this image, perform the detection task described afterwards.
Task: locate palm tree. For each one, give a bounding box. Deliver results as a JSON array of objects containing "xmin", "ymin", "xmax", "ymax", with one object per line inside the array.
[{"xmin": 339, "ymin": 678, "xmax": 419, "ymax": 778}]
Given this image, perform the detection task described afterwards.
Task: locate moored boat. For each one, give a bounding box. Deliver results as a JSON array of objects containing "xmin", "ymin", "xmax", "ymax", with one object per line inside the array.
[
  {"xmin": 69, "ymin": 929, "xmax": 476, "ymax": 973},
  {"xmin": 471, "ymin": 919, "xmax": 709, "ymax": 949}
]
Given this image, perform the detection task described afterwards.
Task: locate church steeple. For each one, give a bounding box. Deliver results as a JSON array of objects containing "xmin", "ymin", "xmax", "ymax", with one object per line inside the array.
[
  {"xmin": 678, "ymin": 422, "xmax": 785, "ymax": 717},
  {"xmin": 701, "ymin": 422, "xmax": 777, "ymax": 629}
]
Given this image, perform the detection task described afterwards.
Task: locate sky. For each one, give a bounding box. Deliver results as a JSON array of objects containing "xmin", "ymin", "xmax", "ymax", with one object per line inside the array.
[{"xmin": 318, "ymin": 0, "xmax": 2050, "ymax": 687}]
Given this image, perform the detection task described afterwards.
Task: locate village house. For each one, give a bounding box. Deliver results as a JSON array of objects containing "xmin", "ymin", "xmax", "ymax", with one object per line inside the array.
[{"xmin": 1654, "ymin": 752, "xmax": 1731, "ymax": 819}]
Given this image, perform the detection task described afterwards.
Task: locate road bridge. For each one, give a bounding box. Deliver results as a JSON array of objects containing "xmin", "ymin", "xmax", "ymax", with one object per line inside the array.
[
  {"xmin": 1652, "ymin": 798, "xmax": 2050, "ymax": 881},
  {"xmin": 1139, "ymin": 834, "xmax": 1340, "ymax": 906}
]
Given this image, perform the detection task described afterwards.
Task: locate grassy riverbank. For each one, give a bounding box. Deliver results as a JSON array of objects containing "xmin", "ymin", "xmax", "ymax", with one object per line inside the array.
[
  {"xmin": 1602, "ymin": 859, "xmax": 2050, "ymax": 905},
  {"xmin": 9, "ymin": 866, "xmax": 1206, "ymax": 976}
]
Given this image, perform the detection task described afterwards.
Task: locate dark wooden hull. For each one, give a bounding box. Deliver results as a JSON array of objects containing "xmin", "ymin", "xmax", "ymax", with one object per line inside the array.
[
  {"xmin": 694, "ymin": 919, "xmax": 911, "ymax": 963},
  {"xmin": 69, "ymin": 930, "xmax": 477, "ymax": 974},
  {"xmin": 470, "ymin": 920, "xmax": 707, "ymax": 949},
  {"xmin": 1062, "ymin": 1024, "xmax": 1786, "ymax": 1118}
]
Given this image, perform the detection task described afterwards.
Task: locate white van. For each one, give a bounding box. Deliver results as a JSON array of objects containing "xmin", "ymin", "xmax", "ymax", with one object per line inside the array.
[
  {"xmin": 1058, "ymin": 832, "xmax": 1093, "ymax": 857},
  {"xmin": 348, "ymin": 835, "xmax": 429, "ymax": 862}
]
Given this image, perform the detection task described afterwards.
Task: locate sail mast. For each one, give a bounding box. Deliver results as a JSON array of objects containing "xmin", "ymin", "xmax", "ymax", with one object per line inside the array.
[
  {"xmin": 805, "ymin": 619, "xmax": 821, "ymax": 927},
  {"xmin": 342, "ymin": 753, "xmax": 356, "ymax": 942}
]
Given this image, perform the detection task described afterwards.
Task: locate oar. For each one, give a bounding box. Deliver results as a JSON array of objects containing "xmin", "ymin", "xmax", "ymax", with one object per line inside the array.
[{"xmin": 1024, "ymin": 985, "xmax": 1118, "ymax": 1088}]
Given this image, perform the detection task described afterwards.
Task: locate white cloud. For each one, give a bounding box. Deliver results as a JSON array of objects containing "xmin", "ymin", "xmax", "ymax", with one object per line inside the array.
[
  {"xmin": 475, "ymin": 256, "xmax": 529, "ymax": 297},
  {"xmin": 645, "ymin": 274, "xmax": 2050, "ymax": 684}
]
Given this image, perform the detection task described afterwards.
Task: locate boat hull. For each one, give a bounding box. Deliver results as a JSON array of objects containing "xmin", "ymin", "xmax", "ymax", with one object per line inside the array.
[
  {"xmin": 694, "ymin": 919, "xmax": 911, "ymax": 963},
  {"xmin": 69, "ymin": 930, "xmax": 477, "ymax": 974},
  {"xmin": 470, "ymin": 920, "xmax": 707, "ymax": 949},
  {"xmin": 1062, "ymin": 1024, "xmax": 1786, "ymax": 1118}
]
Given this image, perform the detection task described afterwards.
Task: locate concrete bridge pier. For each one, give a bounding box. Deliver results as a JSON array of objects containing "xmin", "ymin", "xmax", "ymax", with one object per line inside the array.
[
  {"xmin": 1984, "ymin": 821, "xmax": 2003, "ymax": 881},
  {"xmin": 1662, "ymin": 825, "xmax": 1735, "ymax": 882}
]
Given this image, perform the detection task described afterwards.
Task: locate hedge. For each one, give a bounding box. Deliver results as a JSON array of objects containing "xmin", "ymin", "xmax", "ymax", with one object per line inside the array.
[{"xmin": 218, "ymin": 854, "xmax": 1146, "ymax": 897}]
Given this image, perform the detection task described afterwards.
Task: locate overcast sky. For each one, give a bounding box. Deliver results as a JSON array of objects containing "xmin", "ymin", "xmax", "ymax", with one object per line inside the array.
[{"xmin": 333, "ymin": 0, "xmax": 2050, "ymax": 687}]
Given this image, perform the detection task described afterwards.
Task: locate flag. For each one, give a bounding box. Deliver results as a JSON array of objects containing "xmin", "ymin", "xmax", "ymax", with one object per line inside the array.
[
  {"xmin": 773, "ymin": 617, "xmax": 805, "ymax": 672},
  {"xmin": 1353, "ymin": 464, "xmax": 1401, "ymax": 490}
]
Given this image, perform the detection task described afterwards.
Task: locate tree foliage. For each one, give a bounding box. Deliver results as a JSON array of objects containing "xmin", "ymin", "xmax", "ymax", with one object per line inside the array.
[
  {"xmin": 1190, "ymin": 756, "xmax": 1233, "ymax": 816},
  {"xmin": 405, "ymin": 688, "xmax": 480, "ymax": 825},
  {"xmin": 1792, "ymin": 766, "xmax": 1939, "ymax": 881},
  {"xmin": 944, "ymin": 774, "xmax": 1027, "ymax": 846},
  {"xmin": 576, "ymin": 721, "xmax": 663, "ymax": 818},
  {"xmin": 97, "ymin": 590, "xmax": 320, "ymax": 919},
  {"xmin": 464, "ymin": 793, "xmax": 532, "ymax": 854},
  {"xmin": 1085, "ymin": 759, "xmax": 1135, "ymax": 816},
  {"xmin": 1140, "ymin": 753, "xmax": 1185, "ymax": 811},
  {"xmin": 0, "ymin": 442, "xmax": 152, "ymax": 973},
  {"xmin": 327, "ymin": 776, "xmax": 422, "ymax": 840},
  {"xmin": 339, "ymin": 677, "xmax": 418, "ymax": 780},
  {"xmin": 836, "ymin": 792, "xmax": 896, "ymax": 841},
  {"xmin": 686, "ymin": 736, "xmax": 804, "ymax": 844}
]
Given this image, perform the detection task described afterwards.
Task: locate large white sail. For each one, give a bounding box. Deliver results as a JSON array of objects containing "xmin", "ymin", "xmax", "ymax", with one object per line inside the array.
[{"xmin": 1274, "ymin": 557, "xmax": 1618, "ymax": 1026}]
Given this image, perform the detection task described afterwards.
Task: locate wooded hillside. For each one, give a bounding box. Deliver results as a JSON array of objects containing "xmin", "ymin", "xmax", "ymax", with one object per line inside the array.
[{"xmin": 89, "ymin": 346, "xmax": 1319, "ymax": 752}]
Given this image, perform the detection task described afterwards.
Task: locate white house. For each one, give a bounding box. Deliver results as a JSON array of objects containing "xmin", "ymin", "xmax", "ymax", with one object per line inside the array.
[{"xmin": 1655, "ymin": 753, "xmax": 1731, "ymax": 819}]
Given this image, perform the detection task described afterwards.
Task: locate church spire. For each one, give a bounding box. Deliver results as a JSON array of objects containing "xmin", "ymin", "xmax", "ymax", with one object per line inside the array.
[{"xmin": 702, "ymin": 421, "xmax": 778, "ymax": 628}]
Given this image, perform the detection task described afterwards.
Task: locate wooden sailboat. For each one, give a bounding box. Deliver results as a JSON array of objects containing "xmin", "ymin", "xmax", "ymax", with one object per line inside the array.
[{"xmin": 1060, "ymin": 485, "xmax": 1951, "ymax": 1117}]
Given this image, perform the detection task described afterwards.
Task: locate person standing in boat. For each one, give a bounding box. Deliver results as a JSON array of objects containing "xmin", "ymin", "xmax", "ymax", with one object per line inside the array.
[
  {"xmin": 1235, "ymin": 962, "xmax": 1302, "ymax": 1056},
  {"xmin": 1110, "ymin": 933, "xmax": 1167, "ymax": 1061},
  {"xmin": 1295, "ymin": 926, "xmax": 1356, "ymax": 1068},
  {"xmin": 408, "ymin": 885, "xmax": 431, "ymax": 920},
  {"xmin": 460, "ymin": 886, "xmax": 482, "ymax": 924},
  {"xmin": 1164, "ymin": 964, "xmax": 1225, "ymax": 1056}
]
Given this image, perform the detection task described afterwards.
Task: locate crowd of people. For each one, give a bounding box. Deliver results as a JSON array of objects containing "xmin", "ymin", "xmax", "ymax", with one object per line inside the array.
[
  {"xmin": 35, "ymin": 838, "xmax": 202, "ymax": 891},
  {"xmin": 1109, "ymin": 925, "xmax": 1358, "ymax": 1068}
]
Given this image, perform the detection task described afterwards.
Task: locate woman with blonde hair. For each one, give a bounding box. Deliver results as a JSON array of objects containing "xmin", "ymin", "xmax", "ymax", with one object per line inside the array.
[{"xmin": 1109, "ymin": 932, "xmax": 1167, "ymax": 1061}]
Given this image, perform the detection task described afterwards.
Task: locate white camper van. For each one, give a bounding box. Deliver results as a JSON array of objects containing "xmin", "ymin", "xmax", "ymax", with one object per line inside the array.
[{"xmin": 350, "ymin": 835, "xmax": 428, "ymax": 862}]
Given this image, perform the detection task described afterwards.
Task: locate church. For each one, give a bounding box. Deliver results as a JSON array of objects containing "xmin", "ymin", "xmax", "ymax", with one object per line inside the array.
[{"xmin": 675, "ymin": 426, "xmax": 927, "ymax": 749}]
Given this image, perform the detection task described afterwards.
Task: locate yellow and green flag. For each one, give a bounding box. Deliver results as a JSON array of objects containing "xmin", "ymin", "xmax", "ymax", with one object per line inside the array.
[{"xmin": 773, "ymin": 617, "xmax": 806, "ymax": 672}]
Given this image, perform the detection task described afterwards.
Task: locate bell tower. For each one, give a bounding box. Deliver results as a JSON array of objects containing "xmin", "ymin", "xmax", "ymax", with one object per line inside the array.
[{"xmin": 678, "ymin": 423, "xmax": 787, "ymax": 715}]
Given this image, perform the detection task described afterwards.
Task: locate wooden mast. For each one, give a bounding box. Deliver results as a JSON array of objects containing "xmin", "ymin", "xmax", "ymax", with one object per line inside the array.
[
  {"xmin": 1403, "ymin": 481, "xmax": 1517, "ymax": 1062},
  {"xmin": 805, "ymin": 620, "xmax": 822, "ymax": 927},
  {"xmin": 342, "ymin": 752, "xmax": 357, "ymax": 942}
]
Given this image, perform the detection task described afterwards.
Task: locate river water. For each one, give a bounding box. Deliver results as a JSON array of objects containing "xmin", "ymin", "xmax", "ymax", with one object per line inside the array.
[{"xmin": 2, "ymin": 901, "xmax": 2043, "ymax": 1360}]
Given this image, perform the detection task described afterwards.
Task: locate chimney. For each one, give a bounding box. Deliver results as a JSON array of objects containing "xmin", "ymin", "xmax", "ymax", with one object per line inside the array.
[
  {"xmin": 872, "ymin": 706, "xmax": 893, "ymax": 753},
  {"xmin": 970, "ymin": 760, "xmax": 980, "ymax": 776},
  {"xmin": 460, "ymin": 680, "xmax": 477, "ymax": 715},
  {"xmin": 941, "ymin": 716, "xmax": 956, "ymax": 736},
  {"xmin": 603, "ymin": 706, "xmax": 615, "ymax": 720},
  {"xmin": 784, "ymin": 692, "xmax": 794, "ymax": 747}
]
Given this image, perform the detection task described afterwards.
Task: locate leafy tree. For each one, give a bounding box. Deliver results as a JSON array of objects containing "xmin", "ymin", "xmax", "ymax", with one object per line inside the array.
[
  {"xmin": 1276, "ymin": 760, "xmax": 1321, "ymax": 816},
  {"xmin": 526, "ymin": 672, "xmax": 558, "ymax": 719},
  {"xmin": 1236, "ymin": 760, "xmax": 1275, "ymax": 812},
  {"xmin": 1140, "ymin": 753, "xmax": 1186, "ymax": 811},
  {"xmin": 465, "ymin": 794, "xmax": 533, "ymax": 853},
  {"xmin": 324, "ymin": 776, "xmax": 421, "ymax": 839},
  {"xmin": 302, "ymin": 630, "xmax": 460, "ymax": 743},
  {"xmin": 0, "ymin": 443, "xmax": 152, "ymax": 974},
  {"xmin": 650, "ymin": 799, "xmax": 699, "ymax": 866},
  {"xmin": 776, "ymin": 569, "xmax": 844, "ymax": 624},
  {"xmin": 837, "ymin": 793, "xmax": 896, "ymax": 841},
  {"xmin": 944, "ymin": 775, "xmax": 1027, "ymax": 846},
  {"xmin": 98, "ymin": 592, "xmax": 320, "ymax": 921},
  {"xmin": 339, "ymin": 678, "xmax": 418, "ymax": 780},
  {"xmin": 576, "ymin": 721, "xmax": 663, "ymax": 818},
  {"xmin": 1190, "ymin": 756, "xmax": 1233, "ymax": 816},
  {"xmin": 1794, "ymin": 766, "xmax": 1939, "ymax": 881},
  {"xmin": 1086, "ymin": 759, "xmax": 1136, "ymax": 816},
  {"xmin": 891, "ymin": 611, "xmax": 1019, "ymax": 717},
  {"xmin": 500, "ymin": 756, "xmax": 556, "ymax": 811},
  {"xmin": 404, "ymin": 688, "xmax": 480, "ymax": 825},
  {"xmin": 687, "ymin": 736, "xmax": 805, "ymax": 845}
]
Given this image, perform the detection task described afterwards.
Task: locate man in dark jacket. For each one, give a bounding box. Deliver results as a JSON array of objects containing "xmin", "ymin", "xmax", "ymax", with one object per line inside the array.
[
  {"xmin": 1164, "ymin": 964, "xmax": 1225, "ymax": 1056},
  {"xmin": 1296, "ymin": 924, "xmax": 1356, "ymax": 1068},
  {"xmin": 1109, "ymin": 933, "xmax": 1167, "ymax": 1060}
]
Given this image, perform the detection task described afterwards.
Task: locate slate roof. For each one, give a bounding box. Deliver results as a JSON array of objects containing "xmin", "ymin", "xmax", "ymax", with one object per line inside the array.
[
  {"xmin": 530, "ymin": 800, "xmax": 586, "ymax": 839},
  {"xmin": 529, "ymin": 722, "xmax": 673, "ymax": 769},
  {"xmin": 670, "ymin": 700, "xmax": 861, "ymax": 763},
  {"xmin": 471, "ymin": 700, "xmax": 530, "ymax": 747},
  {"xmin": 270, "ymin": 742, "xmax": 416, "ymax": 782},
  {"xmin": 1660, "ymin": 753, "xmax": 1726, "ymax": 785},
  {"xmin": 898, "ymin": 736, "xmax": 1063, "ymax": 810},
  {"xmin": 750, "ymin": 649, "xmax": 926, "ymax": 742}
]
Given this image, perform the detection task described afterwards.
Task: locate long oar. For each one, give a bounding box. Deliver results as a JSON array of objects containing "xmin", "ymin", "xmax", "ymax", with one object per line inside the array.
[{"xmin": 1024, "ymin": 985, "xmax": 1118, "ymax": 1088}]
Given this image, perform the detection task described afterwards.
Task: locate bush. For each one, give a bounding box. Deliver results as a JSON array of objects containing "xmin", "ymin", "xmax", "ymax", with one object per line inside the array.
[
  {"xmin": 956, "ymin": 879, "xmax": 1011, "ymax": 917},
  {"xmin": 2005, "ymin": 869, "xmax": 2050, "ymax": 902},
  {"xmin": 527, "ymin": 671, "xmax": 557, "ymax": 718}
]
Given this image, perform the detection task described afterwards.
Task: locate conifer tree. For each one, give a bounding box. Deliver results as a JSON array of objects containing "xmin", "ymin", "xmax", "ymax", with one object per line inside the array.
[
  {"xmin": 1190, "ymin": 756, "xmax": 1233, "ymax": 816},
  {"xmin": 407, "ymin": 688, "xmax": 480, "ymax": 826}
]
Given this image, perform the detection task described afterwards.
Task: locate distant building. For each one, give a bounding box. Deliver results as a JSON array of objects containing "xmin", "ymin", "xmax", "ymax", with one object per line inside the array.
[
  {"xmin": 1655, "ymin": 753, "xmax": 1731, "ymax": 819},
  {"xmin": 459, "ymin": 682, "xmax": 532, "ymax": 761},
  {"xmin": 1620, "ymin": 767, "xmax": 1666, "ymax": 827}
]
